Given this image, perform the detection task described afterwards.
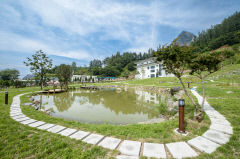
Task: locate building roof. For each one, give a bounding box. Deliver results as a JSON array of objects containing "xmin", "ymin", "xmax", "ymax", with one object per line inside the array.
[{"xmin": 134, "ymin": 57, "xmax": 157, "ymax": 64}]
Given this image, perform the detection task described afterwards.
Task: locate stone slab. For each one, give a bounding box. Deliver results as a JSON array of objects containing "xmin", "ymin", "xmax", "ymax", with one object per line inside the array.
[
  {"xmin": 47, "ymin": 125, "xmax": 66, "ymax": 133},
  {"xmin": 58, "ymin": 128, "xmax": 77, "ymax": 136},
  {"xmin": 11, "ymin": 104, "xmax": 19, "ymax": 106},
  {"xmin": 166, "ymin": 142, "xmax": 198, "ymax": 158},
  {"xmin": 69, "ymin": 130, "xmax": 90, "ymax": 140},
  {"xmin": 14, "ymin": 117, "xmax": 30, "ymax": 122},
  {"xmin": 10, "ymin": 113, "xmax": 23, "ymax": 116},
  {"xmin": 188, "ymin": 136, "xmax": 220, "ymax": 154},
  {"xmin": 98, "ymin": 137, "xmax": 121, "ymax": 150},
  {"xmin": 28, "ymin": 121, "xmax": 45, "ymax": 128},
  {"xmin": 82, "ymin": 133, "xmax": 104, "ymax": 145},
  {"xmin": 11, "ymin": 110, "xmax": 22, "ymax": 113},
  {"xmin": 37, "ymin": 123, "xmax": 55, "ymax": 130},
  {"xmin": 210, "ymin": 123, "xmax": 233, "ymax": 135},
  {"xmin": 210, "ymin": 117, "xmax": 231, "ymax": 126},
  {"xmin": 10, "ymin": 108, "xmax": 21, "ymax": 111},
  {"xmin": 119, "ymin": 140, "xmax": 141, "ymax": 156},
  {"xmin": 203, "ymin": 129, "xmax": 231, "ymax": 145},
  {"xmin": 205, "ymin": 110, "xmax": 225, "ymax": 119},
  {"xmin": 116, "ymin": 155, "xmax": 139, "ymax": 159},
  {"xmin": 21, "ymin": 119, "xmax": 37, "ymax": 125},
  {"xmin": 11, "ymin": 114, "xmax": 26, "ymax": 119},
  {"xmin": 142, "ymin": 142, "xmax": 166, "ymax": 158}
]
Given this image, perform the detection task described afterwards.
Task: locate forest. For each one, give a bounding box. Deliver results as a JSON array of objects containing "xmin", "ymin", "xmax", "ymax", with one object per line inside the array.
[
  {"xmin": 70, "ymin": 49, "xmax": 155, "ymax": 77},
  {"xmin": 192, "ymin": 11, "xmax": 240, "ymax": 51}
]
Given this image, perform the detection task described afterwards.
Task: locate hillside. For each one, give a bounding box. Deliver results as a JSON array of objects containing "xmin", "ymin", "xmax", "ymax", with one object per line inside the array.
[{"xmin": 192, "ymin": 11, "xmax": 240, "ymax": 51}]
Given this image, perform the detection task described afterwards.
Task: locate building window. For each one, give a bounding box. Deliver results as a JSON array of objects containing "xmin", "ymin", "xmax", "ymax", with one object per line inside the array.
[
  {"xmin": 151, "ymin": 66, "xmax": 155, "ymax": 69},
  {"xmin": 151, "ymin": 74, "xmax": 155, "ymax": 78},
  {"xmin": 151, "ymin": 70, "xmax": 155, "ymax": 72}
]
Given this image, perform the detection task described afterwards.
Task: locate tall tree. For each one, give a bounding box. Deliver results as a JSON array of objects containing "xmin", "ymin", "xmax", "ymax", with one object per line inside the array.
[
  {"xmin": 89, "ymin": 59, "xmax": 102, "ymax": 68},
  {"xmin": 56, "ymin": 64, "xmax": 73, "ymax": 90},
  {"xmin": 156, "ymin": 41, "xmax": 199, "ymax": 116},
  {"xmin": 0, "ymin": 69, "xmax": 19, "ymax": 81},
  {"xmin": 24, "ymin": 50, "xmax": 52, "ymax": 90},
  {"xmin": 190, "ymin": 51, "xmax": 223, "ymax": 121},
  {"xmin": 71, "ymin": 62, "xmax": 77, "ymax": 73}
]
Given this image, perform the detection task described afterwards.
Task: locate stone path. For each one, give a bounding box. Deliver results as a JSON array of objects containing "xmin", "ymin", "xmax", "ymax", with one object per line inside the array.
[{"xmin": 9, "ymin": 88, "xmax": 233, "ymax": 159}]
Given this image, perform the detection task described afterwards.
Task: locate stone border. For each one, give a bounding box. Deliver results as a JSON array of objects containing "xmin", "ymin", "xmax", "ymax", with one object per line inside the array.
[{"xmin": 10, "ymin": 87, "xmax": 233, "ymax": 158}]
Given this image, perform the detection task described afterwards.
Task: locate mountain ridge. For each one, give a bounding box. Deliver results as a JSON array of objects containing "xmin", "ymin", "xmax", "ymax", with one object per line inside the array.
[{"xmin": 176, "ymin": 31, "xmax": 196, "ymax": 46}]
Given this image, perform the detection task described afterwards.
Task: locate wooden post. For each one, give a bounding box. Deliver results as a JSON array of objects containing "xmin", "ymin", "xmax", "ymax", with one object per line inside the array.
[
  {"xmin": 5, "ymin": 92, "xmax": 8, "ymax": 105},
  {"xmin": 178, "ymin": 99, "xmax": 185, "ymax": 133}
]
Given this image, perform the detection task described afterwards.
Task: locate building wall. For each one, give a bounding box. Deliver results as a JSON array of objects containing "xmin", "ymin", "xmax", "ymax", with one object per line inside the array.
[
  {"xmin": 135, "ymin": 59, "xmax": 174, "ymax": 79},
  {"xmin": 72, "ymin": 75, "xmax": 98, "ymax": 82}
]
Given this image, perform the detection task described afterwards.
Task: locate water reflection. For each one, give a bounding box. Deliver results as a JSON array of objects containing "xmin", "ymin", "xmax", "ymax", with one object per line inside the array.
[
  {"xmin": 53, "ymin": 92, "xmax": 75, "ymax": 112},
  {"xmin": 36, "ymin": 88, "xmax": 166, "ymax": 124}
]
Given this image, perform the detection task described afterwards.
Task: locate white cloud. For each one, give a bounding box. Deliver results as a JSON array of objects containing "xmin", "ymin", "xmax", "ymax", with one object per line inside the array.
[
  {"xmin": 1, "ymin": 0, "xmax": 238, "ymax": 59},
  {"xmin": 0, "ymin": 31, "xmax": 92, "ymax": 60}
]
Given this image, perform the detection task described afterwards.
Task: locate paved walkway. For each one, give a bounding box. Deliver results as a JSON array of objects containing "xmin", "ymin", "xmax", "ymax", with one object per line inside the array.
[{"xmin": 10, "ymin": 87, "xmax": 233, "ymax": 159}]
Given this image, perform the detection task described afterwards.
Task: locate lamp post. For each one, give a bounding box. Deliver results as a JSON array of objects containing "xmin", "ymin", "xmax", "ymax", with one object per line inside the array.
[
  {"xmin": 178, "ymin": 99, "xmax": 185, "ymax": 133},
  {"xmin": 187, "ymin": 82, "xmax": 190, "ymax": 88},
  {"xmin": 5, "ymin": 91, "xmax": 8, "ymax": 105}
]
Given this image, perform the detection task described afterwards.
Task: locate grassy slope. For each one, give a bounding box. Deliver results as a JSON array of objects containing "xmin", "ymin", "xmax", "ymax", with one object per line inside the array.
[
  {"xmin": 0, "ymin": 87, "xmax": 110, "ymax": 159},
  {"xmin": 194, "ymin": 64, "xmax": 240, "ymax": 159}
]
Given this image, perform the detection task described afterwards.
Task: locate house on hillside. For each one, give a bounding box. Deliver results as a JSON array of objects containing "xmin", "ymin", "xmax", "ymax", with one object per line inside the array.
[{"xmin": 135, "ymin": 57, "xmax": 174, "ymax": 79}]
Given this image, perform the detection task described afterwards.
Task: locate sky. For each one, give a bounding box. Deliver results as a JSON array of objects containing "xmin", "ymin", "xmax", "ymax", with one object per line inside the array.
[{"xmin": 0, "ymin": 0, "xmax": 239, "ymax": 77}]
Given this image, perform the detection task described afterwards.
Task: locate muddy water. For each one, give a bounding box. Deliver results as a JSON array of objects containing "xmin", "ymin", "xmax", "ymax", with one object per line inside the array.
[{"xmin": 34, "ymin": 88, "xmax": 167, "ymax": 124}]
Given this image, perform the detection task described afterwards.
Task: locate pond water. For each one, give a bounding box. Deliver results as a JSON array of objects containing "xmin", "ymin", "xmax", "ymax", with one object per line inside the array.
[{"xmin": 34, "ymin": 88, "xmax": 167, "ymax": 124}]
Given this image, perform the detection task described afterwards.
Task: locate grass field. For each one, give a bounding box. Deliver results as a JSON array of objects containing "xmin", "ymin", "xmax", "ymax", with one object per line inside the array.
[{"xmin": 0, "ymin": 64, "xmax": 239, "ymax": 158}]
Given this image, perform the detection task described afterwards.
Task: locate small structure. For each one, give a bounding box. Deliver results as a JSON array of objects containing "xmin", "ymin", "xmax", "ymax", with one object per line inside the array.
[
  {"xmin": 71, "ymin": 75, "xmax": 98, "ymax": 83},
  {"xmin": 99, "ymin": 77, "xmax": 116, "ymax": 81},
  {"xmin": 135, "ymin": 57, "xmax": 174, "ymax": 79}
]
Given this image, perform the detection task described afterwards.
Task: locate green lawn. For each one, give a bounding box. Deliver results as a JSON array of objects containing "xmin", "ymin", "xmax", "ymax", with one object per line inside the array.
[
  {"xmin": 0, "ymin": 87, "xmax": 111, "ymax": 159},
  {"xmin": 0, "ymin": 64, "xmax": 239, "ymax": 158}
]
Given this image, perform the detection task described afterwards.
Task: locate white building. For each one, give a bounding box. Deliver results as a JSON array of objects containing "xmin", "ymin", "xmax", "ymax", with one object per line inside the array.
[
  {"xmin": 71, "ymin": 75, "xmax": 98, "ymax": 83},
  {"xmin": 135, "ymin": 57, "xmax": 174, "ymax": 79}
]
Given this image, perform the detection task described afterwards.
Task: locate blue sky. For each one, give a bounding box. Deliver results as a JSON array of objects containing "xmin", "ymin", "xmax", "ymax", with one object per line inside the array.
[{"xmin": 0, "ymin": 0, "xmax": 239, "ymax": 77}]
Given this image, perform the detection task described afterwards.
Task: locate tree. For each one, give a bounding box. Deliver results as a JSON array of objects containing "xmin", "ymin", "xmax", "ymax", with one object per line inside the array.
[
  {"xmin": 56, "ymin": 64, "xmax": 73, "ymax": 90},
  {"xmin": 24, "ymin": 50, "xmax": 52, "ymax": 90},
  {"xmin": 190, "ymin": 51, "xmax": 223, "ymax": 121},
  {"xmin": 0, "ymin": 69, "xmax": 19, "ymax": 81},
  {"xmin": 222, "ymin": 50, "xmax": 235, "ymax": 65},
  {"xmin": 89, "ymin": 59, "xmax": 102, "ymax": 68},
  {"xmin": 71, "ymin": 62, "xmax": 77, "ymax": 73},
  {"xmin": 102, "ymin": 66, "xmax": 120, "ymax": 77},
  {"xmin": 126, "ymin": 62, "xmax": 135, "ymax": 71},
  {"xmin": 156, "ymin": 41, "xmax": 199, "ymax": 115}
]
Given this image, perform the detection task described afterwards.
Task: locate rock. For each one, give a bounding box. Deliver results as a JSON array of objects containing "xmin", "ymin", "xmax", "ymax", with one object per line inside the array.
[
  {"xmin": 24, "ymin": 103, "xmax": 32, "ymax": 106},
  {"xmin": 226, "ymin": 91, "xmax": 233, "ymax": 94},
  {"xmin": 170, "ymin": 87, "xmax": 181, "ymax": 96},
  {"xmin": 116, "ymin": 88, "xmax": 121, "ymax": 91}
]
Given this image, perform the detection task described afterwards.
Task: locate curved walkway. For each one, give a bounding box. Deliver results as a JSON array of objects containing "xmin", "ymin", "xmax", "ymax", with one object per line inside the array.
[{"xmin": 10, "ymin": 87, "xmax": 233, "ymax": 159}]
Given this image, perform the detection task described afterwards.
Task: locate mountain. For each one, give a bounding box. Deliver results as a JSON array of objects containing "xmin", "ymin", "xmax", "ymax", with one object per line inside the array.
[
  {"xmin": 176, "ymin": 31, "xmax": 195, "ymax": 46},
  {"xmin": 22, "ymin": 74, "xmax": 35, "ymax": 80}
]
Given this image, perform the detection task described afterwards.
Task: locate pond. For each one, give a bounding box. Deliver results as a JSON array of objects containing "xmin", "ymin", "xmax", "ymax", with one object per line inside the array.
[{"xmin": 33, "ymin": 87, "xmax": 168, "ymax": 124}]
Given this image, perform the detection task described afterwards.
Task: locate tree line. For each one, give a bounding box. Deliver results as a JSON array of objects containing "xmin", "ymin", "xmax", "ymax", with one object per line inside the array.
[
  {"xmin": 192, "ymin": 11, "xmax": 240, "ymax": 51},
  {"xmin": 88, "ymin": 49, "xmax": 155, "ymax": 77}
]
